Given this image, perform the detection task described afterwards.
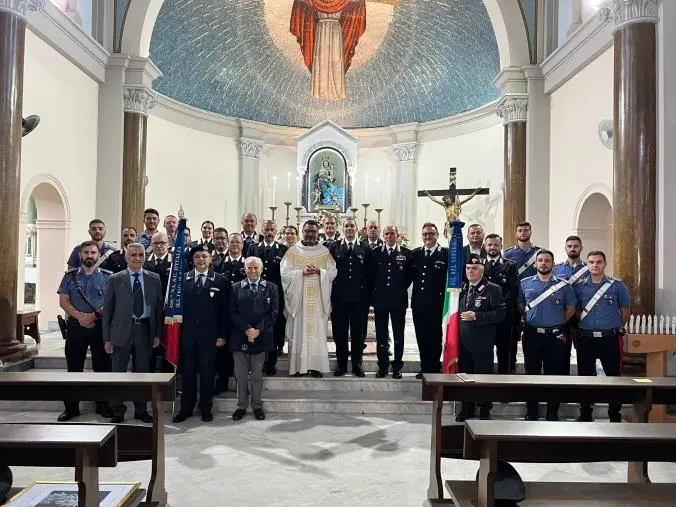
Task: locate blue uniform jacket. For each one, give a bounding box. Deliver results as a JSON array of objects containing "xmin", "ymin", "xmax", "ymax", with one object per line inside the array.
[{"xmin": 574, "ymin": 275, "xmax": 631, "ymax": 331}]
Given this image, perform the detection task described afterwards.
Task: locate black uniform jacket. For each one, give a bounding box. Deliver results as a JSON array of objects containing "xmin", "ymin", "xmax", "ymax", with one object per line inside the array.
[
  {"xmin": 459, "ymin": 278, "xmax": 505, "ymax": 353},
  {"xmin": 228, "ymin": 279, "xmax": 279, "ymax": 354},
  {"xmin": 143, "ymin": 252, "xmax": 172, "ymax": 297},
  {"xmin": 182, "ymin": 269, "xmax": 229, "ymax": 343},
  {"xmin": 484, "ymin": 256, "xmax": 519, "ymax": 308},
  {"xmin": 410, "ymin": 244, "xmax": 448, "ymax": 311},
  {"xmin": 214, "ymin": 255, "xmax": 247, "ymax": 285},
  {"xmin": 371, "ymin": 245, "xmax": 412, "ymax": 309},
  {"xmin": 247, "ymin": 241, "xmax": 288, "ymax": 291},
  {"xmin": 329, "ymin": 239, "xmax": 374, "ymax": 304}
]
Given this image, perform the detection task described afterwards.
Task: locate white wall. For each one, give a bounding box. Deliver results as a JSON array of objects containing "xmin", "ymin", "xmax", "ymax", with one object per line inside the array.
[
  {"xmin": 145, "ymin": 115, "xmax": 240, "ymax": 232},
  {"xmin": 548, "ymin": 47, "xmax": 614, "ymax": 261},
  {"xmin": 415, "ymin": 124, "xmax": 504, "ymax": 248}
]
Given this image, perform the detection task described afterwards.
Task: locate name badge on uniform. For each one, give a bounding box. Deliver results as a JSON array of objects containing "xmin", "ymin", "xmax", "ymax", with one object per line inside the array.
[
  {"xmin": 267, "ymin": 297, "xmax": 270, "ymax": 304},
  {"xmin": 209, "ymin": 287, "xmax": 219, "ymax": 298},
  {"xmin": 474, "ymin": 300, "xmax": 481, "ymax": 308}
]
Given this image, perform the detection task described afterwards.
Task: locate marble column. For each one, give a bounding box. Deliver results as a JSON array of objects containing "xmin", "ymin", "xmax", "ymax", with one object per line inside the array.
[
  {"xmin": 0, "ymin": 0, "xmax": 43, "ymax": 363},
  {"xmin": 239, "ymin": 138, "xmax": 265, "ymax": 220},
  {"xmin": 496, "ymin": 96, "xmax": 528, "ymax": 244},
  {"xmin": 603, "ymin": 0, "xmax": 658, "ymax": 316},
  {"xmin": 392, "ymin": 142, "xmax": 417, "ymax": 235},
  {"xmin": 122, "ymin": 86, "xmax": 154, "ymax": 232}
]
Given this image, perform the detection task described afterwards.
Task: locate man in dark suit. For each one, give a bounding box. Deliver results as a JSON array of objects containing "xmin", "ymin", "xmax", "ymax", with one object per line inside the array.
[
  {"xmin": 241, "ymin": 212, "xmax": 264, "ymax": 255},
  {"xmin": 372, "ymin": 226, "xmax": 411, "ymax": 379},
  {"xmin": 173, "ymin": 244, "xmax": 229, "ymax": 423},
  {"xmin": 248, "ymin": 220, "xmax": 288, "ymax": 375},
  {"xmin": 329, "ymin": 218, "xmax": 373, "ymax": 377},
  {"xmin": 483, "ymin": 233, "xmax": 519, "ymax": 374},
  {"xmin": 229, "ymin": 257, "xmax": 279, "ymax": 421},
  {"xmin": 462, "ymin": 223, "xmax": 487, "ymax": 266},
  {"xmin": 102, "ymin": 243, "xmax": 164, "ymax": 423},
  {"xmin": 456, "ymin": 255, "xmax": 505, "ymax": 421},
  {"xmin": 410, "ymin": 222, "xmax": 448, "ymax": 378},
  {"xmin": 101, "ymin": 226, "xmax": 137, "ymax": 273},
  {"xmin": 210, "ymin": 227, "xmax": 229, "ymax": 268}
]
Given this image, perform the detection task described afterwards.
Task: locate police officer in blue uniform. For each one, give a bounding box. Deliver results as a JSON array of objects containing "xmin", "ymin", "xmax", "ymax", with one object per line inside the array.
[
  {"xmin": 57, "ymin": 240, "xmax": 112, "ymax": 421},
  {"xmin": 248, "ymin": 220, "xmax": 288, "ymax": 375},
  {"xmin": 574, "ymin": 250, "xmax": 631, "ymax": 422},
  {"xmin": 172, "ymin": 244, "xmax": 229, "ymax": 423},
  {"xmin": 329, "ymin": 218, "xmax": 373, "ymax": 377},
  {"xmin": 456, "ymin": 255, "xmax": 505, "ymax": 422},
  {"xmin": 410, "ymin": 222, "xmax": 449, "ymax": 378},
  {"xmin": 371, "ymin": 226, "xmax": 412, "ymax": 379},
  {"xmin": 504, "ymin": 221, "xmax": 541, "ymax": 372},
  {"xmin": 519, "ymin": 249, "xmax": 576, "ymax": 421},
  {"xmin": 553, "ymin": 235, "xmax": 589, "ymax": 375}
]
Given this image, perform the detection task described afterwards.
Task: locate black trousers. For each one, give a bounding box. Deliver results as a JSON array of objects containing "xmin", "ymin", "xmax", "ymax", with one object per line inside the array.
[
  {"xmin": 215, "ymin": 347, "xmax": 234, "ymax": 391},
  {"xmin": 522, "ymin": 326, "xmax": 568, "ymax": 418},
  {"xmin": 374, "ymin": 307, "xmax": 406, "ymax": 371},
  {"xmin": 332, "ymin": 300, "xmax": 366, "ymax": 368},
  {"xmin": 577, "ymin": 331, "xmax": 623, "ymax": 419},
  {"xmin": 458, "ymin": 341, "xmax": 493, "ymax": 414},
  {"xmin": 149, "ymin": 344, "xmax": 174, "ymax": 373},
  {"xmin": 64, "ymin": 320, "xmax": 111, "ymax": 413},
  {"xmin": 265, "ymin": 299, "xmax": 286, "ymax": 370},
  {"xmin": 495, "ymin": 311, "xmax": 515, "ymax": 374},
  {"xmin": 180, "ymin": 338, "xmax": 217, "ymax": 414},
  {"xmin": 562, "ymin": 315, "xmax": 580, "ymax": 375},
  {"xmin": 412, "ymin": 306, "xmax": 442, "ymax": 373}
]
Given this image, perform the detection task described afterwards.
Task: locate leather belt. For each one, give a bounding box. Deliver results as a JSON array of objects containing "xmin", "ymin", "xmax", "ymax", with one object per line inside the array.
[
  {"xmin": 577, "ymin": 328, "xmax": 620, "ymax": 338},
  {"xmin": 131, "ymin": 317, "xmax": 149, "ymax": 324},
  {"xmin": 523, "ymin": 323, "xmax": 562, "ymax": 335},
  {"xmin": 67, "ymin": 318, "xmax": 100, "ymax": 327}
]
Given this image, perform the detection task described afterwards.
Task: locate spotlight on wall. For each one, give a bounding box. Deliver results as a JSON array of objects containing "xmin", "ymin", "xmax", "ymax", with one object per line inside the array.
[
  {"xmin": 598, "ymin": 119, "xmax": 613, "ymax": 150},
  {"xmin": 22, "ymin": 115, "xmax": 40, "ymax": 137}
]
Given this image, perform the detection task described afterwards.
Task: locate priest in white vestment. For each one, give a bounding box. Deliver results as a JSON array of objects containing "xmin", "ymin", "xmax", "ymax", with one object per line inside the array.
[{"xmin": 281, "ymin": 219, "xmax": 337, "ymax": 376}]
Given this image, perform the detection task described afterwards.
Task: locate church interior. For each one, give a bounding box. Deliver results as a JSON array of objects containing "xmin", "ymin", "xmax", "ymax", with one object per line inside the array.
[{"xmin": 1, "ymin": 0, "xmax": 676, "ymax": 505}]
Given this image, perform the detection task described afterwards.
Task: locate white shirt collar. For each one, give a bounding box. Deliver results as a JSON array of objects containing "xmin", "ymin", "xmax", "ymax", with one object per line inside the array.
[
  {"xmin": 425, "ymin": 244, "xmax": 439, "ymax": 254},
  {"xmin": 487, "ymin": 255, "xmax": 500, "ymax": 262},
  {"xmin": 228, "ymin": 255, "xmax": 242, "ymax": 263},
  {"xmin": 194, "ymin": 268, "xmax": 209, "ymax": 277}
]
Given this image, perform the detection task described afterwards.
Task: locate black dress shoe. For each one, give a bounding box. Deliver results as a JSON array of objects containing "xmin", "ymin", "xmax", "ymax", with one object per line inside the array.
[
  {"xmin": 96, "ymin": 405, "xmax": 113, "ymax": 418},
  {"xmin": 264, "ymin": 367, "xmax": 277, "ymax": 376},
  {"xmin": 110, "ymin": 415, "xmax": 124, "ymax": 424},
  {"xmin": 333, "ymin": 367, "xmax": 347, "ymax": 377},
  {"xmin": 57, "ymin": 410, "xmax": 79, "ymax": 422},
  {"xmin": 232, "ymin": 409, "xmax": 246, "ymax": 421},
  {"xmin": 253, "ymin": 408, "xmax": 266, "ymax": 421},
  {"xmin": 392, "ymin": 369, "xmax": 403, "ymax": 380},
  {"xmin": 415, "ymin": 370, "xmax": 423, "ymax": 380},
  {"xmin": 172, "ymin": 412, "xmax": 191, "ymax": 423},
  {"xmin": 201, "ymin": 411, "xmax": 214, "ymax": 422},
  {"xmin": 375, "ymin": 369, "xmax": 388, "ymax": 378},
  {"xmin": 309, "ymin": 370, "xmax": 322, "ymax": 378},
  {"xmin": 455, "ymin": 411, "xmax": 473, "ymax": 423},
  {"xmin": 609, "ymin": 413, "xmax": 622, "ymax": 423},
  {"xmin": 134, "ymin": 412, "xmax": 154, "ymax": 423},
  {"xmin": 352, "ymin": 366, "xmax": 365, "ymax": 377}
]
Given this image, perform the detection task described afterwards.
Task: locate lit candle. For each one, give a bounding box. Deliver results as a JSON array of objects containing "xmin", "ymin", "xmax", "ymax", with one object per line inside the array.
[
  {"xmin": 365, "ymin": 173, "xmax": 370, "ymax": 201},
  {"xmin": 272, "ymin": 176, "xmax": 277, "ymax": 205},
  {"xmin": 287, "ymin": 172, "xmax": 291, "ymax": 192},
  {"xmin": 376, "ymin": 176, "xmax": 381, "ymax": 204}
]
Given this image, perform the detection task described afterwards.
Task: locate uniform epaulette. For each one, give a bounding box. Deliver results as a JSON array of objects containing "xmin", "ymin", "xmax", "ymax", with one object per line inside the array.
[
  {"xmin": 100, "ymin": 268, "xmax": 112, "ymax": 275},
  {"xmin": 260, "ymin": 279, "xmax": 267, "ymax": 287},
  {"xmin": 65, "ymin": 268, "xmax": 77, "ymax": 274}
]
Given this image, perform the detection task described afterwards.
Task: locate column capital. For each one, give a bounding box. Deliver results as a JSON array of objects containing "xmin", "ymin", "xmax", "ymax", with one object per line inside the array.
[
  {"xmin": 496, "ymin": 96, "xmax": 529, "ymax": 124},
  {"xmin": 240, "ymin": 138, "xmax": 264, "ymax": 159},
  {"xmin": 392, "ymin": 142, "xmax": 417, "ymax": 162},
  {"xmin": 0, "ymin": 0, "xmax": 44, "ymax": 19},
  {"xmin": 123, "ymin": 86, "xmax": 155, "ymax": 117},
  {"xmin": 601, "ymin": 0, "xmax": 659, "ymax": 32}
]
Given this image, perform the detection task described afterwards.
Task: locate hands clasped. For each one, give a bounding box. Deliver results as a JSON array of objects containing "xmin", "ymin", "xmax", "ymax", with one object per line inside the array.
[
  {"xmin": 460, "ymin": 311, "xmax": 476, "ymax": 321},
  {"xmin": 245, "ymin": 328, "xmax": 260, "ymax": 343},
  {"xmin": 303, "ymin": 265, "xmax": 320, "ymax": 275}
]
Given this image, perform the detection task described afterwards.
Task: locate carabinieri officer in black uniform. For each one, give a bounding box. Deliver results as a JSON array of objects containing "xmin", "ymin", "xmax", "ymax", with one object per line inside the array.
[
  {"xmin": 57, "ymin": 240, "xmax": 112, "ymax": 421},
  {"xmin": 248, "ymin": 220, "xmax": 288, "ymax": 376},
  {"xmin": 172, "ymin": 244, "xmax": 229, "ymax": 423},
  {"xmin": 456, "ymin": 254, "xmax": 505, "ymax": 422},
  {"xmin": 329, "ymin": 217, "xmax": 373, "ymax": 377},
  {"xmin": 519, "ymin": 249, "xmax": 576, "ymax": 421},
  {"xmin": 574, "ymin": 250, "xmax": 631, "ymax": 422}
]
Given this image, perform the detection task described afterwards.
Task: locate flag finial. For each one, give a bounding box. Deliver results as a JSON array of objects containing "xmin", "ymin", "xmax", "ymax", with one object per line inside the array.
[{"xmin": 178, "ymin": 205, "xmax": 185, "ymax": 219}]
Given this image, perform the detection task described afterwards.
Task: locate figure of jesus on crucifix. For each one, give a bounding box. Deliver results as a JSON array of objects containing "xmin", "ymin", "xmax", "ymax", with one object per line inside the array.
[{"xmin": 419, "ymin": 168, "xmax": 487, "ymax": 238}]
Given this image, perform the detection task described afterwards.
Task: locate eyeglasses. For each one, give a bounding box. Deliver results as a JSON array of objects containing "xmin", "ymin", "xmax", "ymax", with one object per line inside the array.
[
  {"xmin": 422, "ymin": 232, "xmax": 437, "ymax": 237},
  {"xmin": 152, "ymin": 241, "xmax": 168, "ymax": 245}
]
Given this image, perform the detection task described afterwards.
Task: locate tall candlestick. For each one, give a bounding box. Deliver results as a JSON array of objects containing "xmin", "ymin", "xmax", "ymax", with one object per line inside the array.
[
  {"xmin": 350, "ymin": 207, "xmax": 359, "ymax": 218},
  {"xmin": 272, "ymin": 176, "xmax": 277, "ymax": 206},
  {"xmin": 375, "ymin": 208, "xmax": 383, "ymax": 226},
  {"xmin": 294, "ymin": 206, "xmax": 303, "ymax": 230},
  {"xmin": 361, "ymin": 203, "xmax": 370, "ymax": 229},
  {"xmin": 284, "ymin": 202, "xmax": 292, "ymax": 227},
  {"xmin": 269, "ymin": 206, "xmax": 278, "ymax": 221}
]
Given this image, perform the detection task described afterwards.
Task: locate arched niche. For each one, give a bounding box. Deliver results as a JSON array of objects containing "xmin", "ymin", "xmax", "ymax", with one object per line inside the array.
[{"xmin": 576, "ymin": 191, "xmax": 613, "ymax": 274}]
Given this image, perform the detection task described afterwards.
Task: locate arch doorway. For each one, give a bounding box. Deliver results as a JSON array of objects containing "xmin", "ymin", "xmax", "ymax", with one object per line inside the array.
[
  {"xmin": 576, "ymin": 192, "xmax": 613, "ymax": 274},
  {"xmin": 20, "ymin": 178, "xmax": 70, "ymax": 331}
]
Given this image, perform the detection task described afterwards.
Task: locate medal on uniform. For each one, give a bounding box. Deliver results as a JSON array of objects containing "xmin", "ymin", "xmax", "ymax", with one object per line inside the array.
[
  {"xmin": 475, "ymin": 300, "xmax": 481, "ymax": 308},
  {"xmin": 241, "ymin": 343, "xmax": 248, "ymax": 351}
]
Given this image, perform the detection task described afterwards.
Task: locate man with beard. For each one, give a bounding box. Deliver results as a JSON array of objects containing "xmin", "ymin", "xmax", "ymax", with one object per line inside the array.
[
  {"xmin": 163, "ymin": 215, "xmax": 178, "ymax": 247},
  {"xmin": 519, "ymin": 249, "xmax": 575, "ymax": 421},
  {"xmin": 410, "ymin": 223, "xmax": 448, "ymax": 378},
  {"xmin": 329, "ymin": 218, "xmax": 373, "ymax": 377},
  {"xmin": 574, "ymin": 251, "xmax": 631, "ymax": 422},
  {"xmin": 210, "ymin": 227, "xmax": 230, "ymax": 269},
  {"xmin": 241, "ymin": 213, "xmax": 263, "ymax": 255},
  {"xmin": 553, "ymin": 235, "xmax": 589, "ymax": 374},
  {"xmin": 66, "ymin": 219, "xmax": 115, "ymax": 270},
  {"xmin": 138, "ymin": 208, "xmax": 160, "ymax": 250},
  {"xmin": 281, "ymin": 220, "xmax": 337, "ymax": 377},
  {"xmin": 192, "ymin": 220, "xmax": 216, "ymax": 253},
  {"xmin": 248, "ymin": 220, "xmax": 288, "ymax": 376},
  {"xmin": 57, "ymin": 241, "xmax": 112, "ymax": 421},
  {"xmin": 320, "ymin": 215, "xmax": 341, "ymax": 246},
  {"xmin": 101, "ymin": 226, "xmax": 137, "ymax": 273},
  {"xmin": 483, "ymin": 234, "xmax": 519, "ymax": 374},
  {"xmin": 172, "ymin": 245, "xmax": 229, "ymax": 423}
]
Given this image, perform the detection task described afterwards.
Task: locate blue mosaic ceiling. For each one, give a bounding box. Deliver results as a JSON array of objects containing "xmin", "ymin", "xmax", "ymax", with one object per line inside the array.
[{"xmin": 149, "ymin": 0, "xmax": 501, "ymax": 128}]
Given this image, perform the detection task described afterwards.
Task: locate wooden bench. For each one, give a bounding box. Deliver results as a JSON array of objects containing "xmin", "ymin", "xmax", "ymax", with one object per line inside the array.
[
  {"xmin": 16, "ymin": 310, "xmax": 40, "ymax": 344},
  {"xmin": 0, "ymin": 372, "xmax": 176, "ymax": 506},
  {"xmin": 448, "ymin": 420, "xmax": 676, "ymax": 507},
  {"xmin": 422, "ymin": 374, "xmax": 676, "ymax": 504},
  {"xmin": 0, "ymin": 423, "xmax": 120, "ymax": 507}
]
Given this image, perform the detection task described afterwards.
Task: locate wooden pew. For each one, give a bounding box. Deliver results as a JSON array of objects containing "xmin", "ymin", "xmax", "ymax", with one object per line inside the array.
[
  {"xmin": 0, "ymin": 372, "xmax": 175, "ymax": 506},
  {"xmin": 451, "ymin": 420, "xmax": 676, "ymax": 507},
  {"xmin": 0, "ymin": 423, "xmax": 122, "ymax": 507},
  {"xmin": 422, "ymin": 374, "xmax": 676, "ymax": 504}
]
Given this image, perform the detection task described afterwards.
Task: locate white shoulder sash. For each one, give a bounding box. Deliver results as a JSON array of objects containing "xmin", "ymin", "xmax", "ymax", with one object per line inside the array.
[
  {"xmin": 580, "ymin": 279, "xmax": 615, "ymax": 321},
  {"xmin": 524, "ymin": 280, "xmax": 569, "ymax": 312}
]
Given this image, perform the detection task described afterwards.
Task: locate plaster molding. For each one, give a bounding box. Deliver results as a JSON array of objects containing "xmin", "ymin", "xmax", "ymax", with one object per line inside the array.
[
  {"xmin": 20, "ymin": 173, "xmax": 72, "ymax": 223},
  {"xmin": 572, "ymin": 183, "xmax": 613, "ymax": 229},
  {"xmin": 34, "ymin": 218, "xmax": 71, "ymax": 230},
  {"xmin": 123, "ymin": 86, "xmax": 155, "ymax": 116},
  {"xmin": 0, "ymin": 0, "xmax": 44, "ymax": 19},
  {"xmin": 496, "ymin": 96, "xmax": 529, "ymax": 124},
  {"xmin": 601, "ymin": 0, "xmax": 659, "ymax": 32},
  {"xmin": 392, "ymin": 143, "xmax": 417, "ymax": 162},
  {"xmin": 240, "ymin": 138, "xmax": 264, "ymax": 159}
]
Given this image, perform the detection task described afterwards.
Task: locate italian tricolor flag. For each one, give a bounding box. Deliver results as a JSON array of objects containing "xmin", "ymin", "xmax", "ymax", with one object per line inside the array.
[{"xmin": 442, "ymin": 221, "xmax": 465, "ymax": 374}]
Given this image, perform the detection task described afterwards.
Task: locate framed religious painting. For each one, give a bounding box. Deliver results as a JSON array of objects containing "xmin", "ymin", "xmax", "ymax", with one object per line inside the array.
[
  {"xmin": 302, "ymin": 147, "xmax": 352, "ymax": 214},
  {"xmin": 7, "ymin": 481, "xmax": 142, "ymax": 506}
]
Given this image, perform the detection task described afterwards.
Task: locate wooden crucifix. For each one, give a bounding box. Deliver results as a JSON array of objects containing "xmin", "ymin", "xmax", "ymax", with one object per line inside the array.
[{"xmin": 417, "ymin": 167, "xmax": 489, "ymax": 236}]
